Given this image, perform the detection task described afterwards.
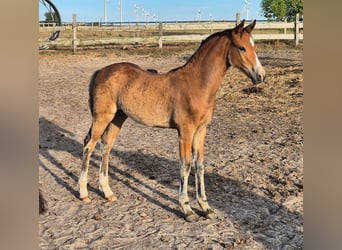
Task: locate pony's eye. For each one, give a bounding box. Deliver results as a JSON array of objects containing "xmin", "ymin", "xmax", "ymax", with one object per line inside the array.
[{"xmin": 238, "ymin": 46, "xmax": 246, "ymax": 52}]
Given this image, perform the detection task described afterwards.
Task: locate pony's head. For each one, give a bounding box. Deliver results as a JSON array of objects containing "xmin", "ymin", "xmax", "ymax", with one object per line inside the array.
[{"xmin": 228, "ymin": 20, "xmax": 266, "ymax": 84}]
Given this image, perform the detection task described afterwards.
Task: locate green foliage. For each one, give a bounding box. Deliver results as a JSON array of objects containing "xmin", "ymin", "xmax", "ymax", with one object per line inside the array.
[
  {"xmin": 44, "ymin": 11, "xmax": 59, "ymax": 23},
  {"xmin": 261, "ymin": 0, "xmax": 303, "ymax": 21}
]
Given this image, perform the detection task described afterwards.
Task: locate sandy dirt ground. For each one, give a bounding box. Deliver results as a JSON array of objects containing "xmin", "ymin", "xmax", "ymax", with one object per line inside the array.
[{"xmin": 39, "ymin": 44, "xmax": 303, "ymax": 249}]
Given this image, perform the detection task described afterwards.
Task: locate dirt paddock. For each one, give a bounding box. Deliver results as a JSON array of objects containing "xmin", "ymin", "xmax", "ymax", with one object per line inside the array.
[{"xmin": 39, "ymin": 43, "xmax": 303, "ymax": 249}]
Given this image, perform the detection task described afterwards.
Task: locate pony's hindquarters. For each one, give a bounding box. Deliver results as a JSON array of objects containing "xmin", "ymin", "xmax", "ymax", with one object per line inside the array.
[{"xmin": 78, "ymin": 64, "xmax": 129, "ymax": 202}]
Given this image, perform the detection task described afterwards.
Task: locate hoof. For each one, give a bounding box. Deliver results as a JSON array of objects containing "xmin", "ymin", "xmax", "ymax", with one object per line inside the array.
[
  {"xmin": 184, "ymin": 212, "xmax": 199, "ymax": 222},
  {"xmin": 106, "ymin": 194, "xmax": 117, "ymax": 202},
  {"xmin": 81, "ymin": 197, "xmax": 91, "ymax": 203},
  {"xmin": 205, "ymin": 209, "xmax": 217, "ymax": 219}
]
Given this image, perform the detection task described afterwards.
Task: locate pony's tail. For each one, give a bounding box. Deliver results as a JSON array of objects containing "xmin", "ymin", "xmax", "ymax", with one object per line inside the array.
[
  {"xmin": 88, "ymin": 70, "xmax": 100, "ymax": 116},
  {"xmin": 39, "ymin": 189, "xmax": 47, "ymax": 215}
]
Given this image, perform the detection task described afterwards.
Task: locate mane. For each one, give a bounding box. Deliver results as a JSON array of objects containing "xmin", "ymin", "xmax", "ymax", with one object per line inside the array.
[{"xmin": 168, "ymin": 29, "xmax": 232, "ymax": 73}]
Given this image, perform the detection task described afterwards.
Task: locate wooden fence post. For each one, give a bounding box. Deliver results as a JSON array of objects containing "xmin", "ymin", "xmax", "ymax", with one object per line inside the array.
[
  {"xmin": 294, "ymin": 13, "xmax": 299, "ymax": 46},
  {"xmin": 158, "ymin": 22, "xmax": 163, "ymax": 48},
  {"xmin": 236, "ymin": 13, "xmax": 241, "ymax": 26},
  {"xmin": 72, "ymin": 14, "xmax": 77, "ymax": 53}
]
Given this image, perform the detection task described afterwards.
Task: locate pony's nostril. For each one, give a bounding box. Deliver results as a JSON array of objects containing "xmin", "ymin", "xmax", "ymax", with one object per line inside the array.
[{"xmin": 258, "ymin": 73, "xmax": 266, "ymax": 82}]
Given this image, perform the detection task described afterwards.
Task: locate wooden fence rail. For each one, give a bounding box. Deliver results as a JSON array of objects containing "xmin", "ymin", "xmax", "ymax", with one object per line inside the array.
[{"xmin": 39, "ymin": 14, "xmax": 303, "ymax": 50}]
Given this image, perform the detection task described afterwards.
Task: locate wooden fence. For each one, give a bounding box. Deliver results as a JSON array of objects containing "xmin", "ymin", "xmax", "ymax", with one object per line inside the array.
[{"xmin": 39, "ymin": 14, "xmax": 303, "ymax": 51}]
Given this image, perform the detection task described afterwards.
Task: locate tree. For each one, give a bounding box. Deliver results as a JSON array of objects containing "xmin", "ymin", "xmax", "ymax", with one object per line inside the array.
[
  {"xmin": 44, "ymin": 11, "xmax": 59, "ymax": 23},
  {"xmin": 261, "ymin": 0, "xmax": 303, "ymax": 21}
]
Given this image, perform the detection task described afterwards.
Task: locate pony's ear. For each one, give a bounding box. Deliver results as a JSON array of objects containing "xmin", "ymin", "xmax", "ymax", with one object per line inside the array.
[
  {"xmin": 244, "ymin": 19, "xmax": 256, "ymax": 33},
  {"xmin": 234, "ymin": 19, "xmax": 245, "ymax": 34}
]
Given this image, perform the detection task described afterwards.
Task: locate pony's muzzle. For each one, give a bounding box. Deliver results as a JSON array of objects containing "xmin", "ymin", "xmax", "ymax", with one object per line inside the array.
[
  {"xmin": 258, "ymin": 66, "xmax": 266, "ymax": 82},
  {"xmin": 251, "ymin": 66, "xmax": 266, "ymax": 84},
  {"xmin": 257, "ymin": 72, "xmax": 266, "ymax": 83}
]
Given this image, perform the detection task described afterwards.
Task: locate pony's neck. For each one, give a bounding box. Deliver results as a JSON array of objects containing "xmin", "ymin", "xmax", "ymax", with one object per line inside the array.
[
  {"xmin": 184, "ymin": 32, "xmax": 231, "ymax": 91},
  {"xmin": 187, "ymin": 32, "xmax": 229, "ymax": 60}
]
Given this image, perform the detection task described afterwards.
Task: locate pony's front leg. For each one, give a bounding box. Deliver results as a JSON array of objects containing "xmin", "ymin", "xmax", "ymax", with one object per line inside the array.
[
  {"xmin": 178, "ymin": 127, "xmax": 199, "ymax": 222},
  {"xmin": 195, "ymin": 160, "xmax": 216, "ymax": 219},
  {"xmin": 193, "ymin": 126, "xmax": 216, "ymax": 219}
]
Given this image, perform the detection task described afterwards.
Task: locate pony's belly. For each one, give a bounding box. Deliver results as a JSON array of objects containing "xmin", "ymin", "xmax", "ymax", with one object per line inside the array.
[
  {"xmin": 118, "ymin": 88, "xmax": 174, "ymax": 128},
  {"xmin": 121, "ymin": 106, "xmax": 172, "ymax": 128},
  {"xmin": 132, "ymin": 116, "xmax": 170, "ymax": 128}
]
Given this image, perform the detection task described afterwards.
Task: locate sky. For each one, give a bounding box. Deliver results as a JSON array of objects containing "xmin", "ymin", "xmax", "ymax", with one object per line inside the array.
[{"xmin": 40, "ymin": 0, "xmax": 265, "ymax": 23}]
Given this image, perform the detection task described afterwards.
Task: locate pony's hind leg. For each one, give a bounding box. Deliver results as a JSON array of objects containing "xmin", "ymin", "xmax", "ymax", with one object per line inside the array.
[
  {"xmin": 192, "ymin": 126, "xmax": 216, "ymax": 219},
  {"xmin": 78, "ymin": 113, "xmax": 114, "ymax": 203},
  {"xmin": 78, "ymin": 126, "xmax": 93, "ymax": 202},
  {"xmin": 99, "ymin": 111, "xmax": 127, "ymax": 201}
]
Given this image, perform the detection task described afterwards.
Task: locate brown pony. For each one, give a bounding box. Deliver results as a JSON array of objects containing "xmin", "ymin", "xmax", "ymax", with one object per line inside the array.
[{"xmin": 78, "ymin": 20, "xmax": 265, "ymax": 222}]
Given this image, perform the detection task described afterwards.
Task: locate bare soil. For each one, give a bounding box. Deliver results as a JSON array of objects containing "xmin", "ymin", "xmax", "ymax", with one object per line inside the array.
[{"xmin": 39, "ymin": 44, "xmax": 303, "ymax": 249}]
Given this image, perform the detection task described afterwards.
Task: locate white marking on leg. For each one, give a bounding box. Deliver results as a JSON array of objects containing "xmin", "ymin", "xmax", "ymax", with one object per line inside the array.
[
  {"xmin": 99, "ymin": 172, "xmax": 114, "ymax": 198},
  {"xmin": 98, "ymin": 141, "xmax": 114, "ymax": 198},
  {"xmin": 179, "ymin": 164, "xmax": 190, "ymax": 204},
  {"xmin": 179, "ymin": 163, "xmax": 193, "ymax": 213},
  {"xmin": 78, "ymin": 171, "xmax": 89, "ymax": 199},
  {"xmin": 195, "ymin": 161, "xmax": 210, "ymax": 210}
]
